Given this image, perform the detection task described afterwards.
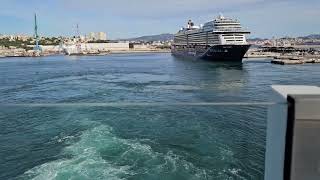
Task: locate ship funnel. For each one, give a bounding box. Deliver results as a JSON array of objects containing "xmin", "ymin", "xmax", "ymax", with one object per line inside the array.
[{"xmin": 218, "ymin": 13, "xmax": 225, "ymax": 19}]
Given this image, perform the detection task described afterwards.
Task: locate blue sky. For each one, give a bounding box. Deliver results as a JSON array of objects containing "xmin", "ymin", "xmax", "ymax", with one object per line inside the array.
[{"xmin": 0, "ymin": 0, "xmax": 319, "ymax": 39}]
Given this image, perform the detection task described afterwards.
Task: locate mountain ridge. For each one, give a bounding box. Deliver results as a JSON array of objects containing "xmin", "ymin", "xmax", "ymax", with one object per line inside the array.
[
  {"xmin": 121, "ymin": 33, "xmax": 174, "ymax": 42},
  {"xmin": 120, "ymin": 33, "xmax": 320, "ymax": 42}
]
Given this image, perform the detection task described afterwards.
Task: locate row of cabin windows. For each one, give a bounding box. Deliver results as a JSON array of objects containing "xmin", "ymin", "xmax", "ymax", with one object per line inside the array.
[
  {"xmin": 223, "ymin": 36, "xmax": 244, "ymax": 39},
  {"xmin": 176, "ymin": 32, "xmax": 218, "ymax": 36},
  {"xmin": 223, "ymin": 35, "xmax": 244, "ymax": 37},
  {"xmin": 215, "ymin": 24, "xmax": 241, "ymax": 26},
  {"xmin": 214, "ymin": 21, "xmax": 240, "ymax": 24},
  {"xmin": 226, "ymin": 40, "xmax": 244, "ymax": 42},
  {"xmin": 176, "ymin": 35, "xmax": 243, "ymax": 38},
  {"xmin": 222, "ymin": 34, "xmax": 244, "ymax": 36},
  {"xmin": 176, "ymin": 34, "xmax": 244, "ymax": 39},
  {"xmin": 215, "ymin": 26, "xmax": 242, "ymax": 29},
  {"xmin": 175, "ymin": 36, "xmax": 219, "ymax": 40},
  {"xmin": 174, "ymin": 40, "xmax": 220, "ymax": 42},
  {"xmin": 175, "ymin": 40, "xmax": 219, "ymax": 43},
  {"xmin": 175, "ymin": 39, "xmax": 242, "ymax": 43},
  {"xmin": 174, "ymin": 40, "xmax": 220, "ymax": 43}
]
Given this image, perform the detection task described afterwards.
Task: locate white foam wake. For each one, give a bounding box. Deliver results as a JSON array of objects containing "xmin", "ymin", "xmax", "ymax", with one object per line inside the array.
[{"xmin": 20, "ymin": 125, "xmax": 207, "ymax": 180}]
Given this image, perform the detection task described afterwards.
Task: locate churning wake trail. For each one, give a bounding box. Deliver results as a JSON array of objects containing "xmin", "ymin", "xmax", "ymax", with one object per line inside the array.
[{"xmin": 20, "ymin": 125, "xmax": 209, "ymax": 180}]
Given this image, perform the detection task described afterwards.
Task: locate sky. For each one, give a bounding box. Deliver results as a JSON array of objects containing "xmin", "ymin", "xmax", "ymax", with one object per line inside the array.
[{"xmin": 0, "ymin": 0, "xmax": 319, "ymax": 39}]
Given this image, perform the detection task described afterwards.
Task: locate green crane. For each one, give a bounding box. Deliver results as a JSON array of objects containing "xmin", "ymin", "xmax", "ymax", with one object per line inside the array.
[{"xmin": 34, "ymin": 13, "xmax": 41, "ymax": 51}]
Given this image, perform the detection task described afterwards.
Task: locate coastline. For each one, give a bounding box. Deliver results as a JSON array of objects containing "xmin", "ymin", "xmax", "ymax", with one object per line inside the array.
[
  {"xmin": 2, "ymin": 49, "xmax": 320, "ymax": 66},
  {"xmin": 109, "ymin": 49, "xmax": 170, "ymax": 54},
  {"xmin": 0, "ymin": 49, "xmax": 171, "ymax": 58}
]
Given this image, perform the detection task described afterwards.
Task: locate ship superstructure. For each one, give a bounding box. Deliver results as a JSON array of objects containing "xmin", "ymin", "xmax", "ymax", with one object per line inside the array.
[{"xmin": 172, "ymin": 14, "xmax": 251, "ymax": 61}]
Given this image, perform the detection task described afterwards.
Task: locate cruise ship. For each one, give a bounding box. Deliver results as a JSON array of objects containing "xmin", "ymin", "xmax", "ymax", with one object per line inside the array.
[{"xmin": 171, "ymin": 14, "xmax": 251, "ymax": 61}]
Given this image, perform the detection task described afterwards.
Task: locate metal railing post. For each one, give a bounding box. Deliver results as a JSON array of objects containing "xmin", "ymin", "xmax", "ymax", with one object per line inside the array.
[{"xmin": 265, "ymin": 85, "xmax": 320, "ymax": 180}]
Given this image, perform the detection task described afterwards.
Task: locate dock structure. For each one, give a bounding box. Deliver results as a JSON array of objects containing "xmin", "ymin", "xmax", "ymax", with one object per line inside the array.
[
  {"xmin": 245, "ymin": 45, "xmax": 320, "ymax": 64},
  {"xmin": 271, "ymin": 59, "xmax": 320, "ymax": 65}
]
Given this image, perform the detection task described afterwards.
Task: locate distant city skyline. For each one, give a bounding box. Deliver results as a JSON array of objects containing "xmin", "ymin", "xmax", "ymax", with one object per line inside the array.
[{"xmin": 0, "ymin": 0, "xmax": 319, "ymax": 39}]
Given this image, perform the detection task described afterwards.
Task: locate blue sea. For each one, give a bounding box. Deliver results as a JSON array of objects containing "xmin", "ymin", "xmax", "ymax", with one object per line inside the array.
[{"xmin": 1, "ymin": 53, "xmax": 320, "ymax": 180}]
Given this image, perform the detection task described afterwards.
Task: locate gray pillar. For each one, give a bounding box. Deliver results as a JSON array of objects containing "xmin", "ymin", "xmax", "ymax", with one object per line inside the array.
[{"xmin": 265, "ymin": 85, "xmax": 320, "ymax": 180}]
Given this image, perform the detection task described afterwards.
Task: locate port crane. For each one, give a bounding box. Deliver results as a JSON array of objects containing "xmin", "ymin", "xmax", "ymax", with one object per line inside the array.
[{"xmin": 34, "ymin": 13, "xmax": 41, "ymax": 51}]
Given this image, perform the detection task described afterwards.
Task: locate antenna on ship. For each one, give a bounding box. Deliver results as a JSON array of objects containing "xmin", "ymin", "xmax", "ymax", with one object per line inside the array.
[
  {"xmin": 218, "ymin": 13, "xmax": 225, "ymax": 19},
  {"xmin": 187, "ymin": 19, "xmax": 194, "ymax": 29}
]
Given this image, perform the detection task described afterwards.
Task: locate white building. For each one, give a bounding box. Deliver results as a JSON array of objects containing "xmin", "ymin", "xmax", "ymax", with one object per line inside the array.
[
  {"xmin": 87, "ymin": 32, "xmax": 107, "ymax": 41},
  {"xmin": 88, "ymin": 32, "xmax": 95, "ymax": 40},
  {"xmin": 85, "ymin": 42, "xmax": 129, "ymax": 51},
  {"xmin": 96, "ymin": 32, "xmax": 107, "ymax": 41}
]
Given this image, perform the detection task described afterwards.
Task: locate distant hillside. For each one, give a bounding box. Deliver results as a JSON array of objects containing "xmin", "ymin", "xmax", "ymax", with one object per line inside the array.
[
  {"xmin": 247, "ymin": 38, "xmax": 268, "ymax": 41},
  {"xmin": 120, "ymin": 33, "xmax": 320, "ymax": 42},
  {"xmin": 299, "ymin": 34, "xmax": 320, "ymax": 39},
  {"xmin": 122, "ymin": 33, "xmax": 174, "ymax": 42}
]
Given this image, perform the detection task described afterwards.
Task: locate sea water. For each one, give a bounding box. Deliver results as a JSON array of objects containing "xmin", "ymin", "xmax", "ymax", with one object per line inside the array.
[{"xmin": 1, "ymin": 53, "xmax": 320, "ymax": 180}]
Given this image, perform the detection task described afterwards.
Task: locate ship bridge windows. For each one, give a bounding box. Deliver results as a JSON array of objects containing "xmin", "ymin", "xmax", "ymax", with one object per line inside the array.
[{"xmin": 220, "ymin": 34, "xmax": 246, "ymax": 44}]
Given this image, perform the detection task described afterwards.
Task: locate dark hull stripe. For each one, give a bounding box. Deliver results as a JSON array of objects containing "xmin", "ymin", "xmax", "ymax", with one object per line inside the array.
[{"xmin": 171, "ymin": 45, "xmax": 250, "ymax": 62}]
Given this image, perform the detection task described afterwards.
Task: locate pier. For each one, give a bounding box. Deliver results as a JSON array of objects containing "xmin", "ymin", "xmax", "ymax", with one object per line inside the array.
[
  {"xmin": 245, "ymin": 46, "xmax": 320, "ymax": 65},
  {"xmin": 271, "ymin": 59, "xmax": 320, "ymax": 65}
]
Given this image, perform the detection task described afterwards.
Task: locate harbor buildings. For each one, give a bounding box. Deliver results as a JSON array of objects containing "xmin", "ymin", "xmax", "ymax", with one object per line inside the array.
[{"xmin": 87, "ymin": 32, "xmax": 107, "ymax": 41}]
